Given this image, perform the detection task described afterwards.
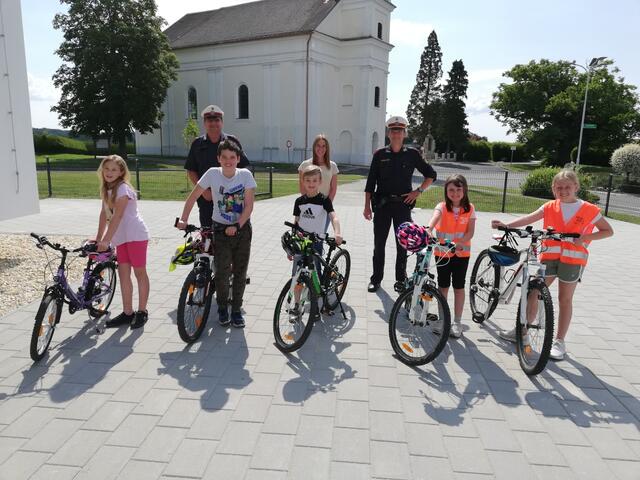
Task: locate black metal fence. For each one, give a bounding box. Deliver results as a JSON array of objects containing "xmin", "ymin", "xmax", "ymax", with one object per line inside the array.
[{"xmin": 37, "ymin": 157, "xmax": 274, "ymax": 201}]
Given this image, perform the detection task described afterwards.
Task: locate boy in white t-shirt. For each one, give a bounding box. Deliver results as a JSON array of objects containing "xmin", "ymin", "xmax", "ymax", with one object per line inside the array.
[{"xmin": 178, "ymin": 139, "xmax": 256, "ymax": 328}]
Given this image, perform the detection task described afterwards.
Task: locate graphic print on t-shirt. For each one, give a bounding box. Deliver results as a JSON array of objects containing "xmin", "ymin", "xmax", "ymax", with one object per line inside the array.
[
  {"xmin": 293, "ymin": 194, "xmax": 334, "ymax": 236},
  {"xmin": 217, "ymin": 183, "xmax": 245, "ymax": 223}
]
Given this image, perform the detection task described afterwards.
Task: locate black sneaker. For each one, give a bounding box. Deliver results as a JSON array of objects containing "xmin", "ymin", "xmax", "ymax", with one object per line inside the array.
[
  {"xmin": 105, "ymin": 311, "xmax": 134, "ymax": 328},
  {"xmin": 218, "ymin": 307, "xmax": 230, "ymax": 326},
  {"xmin": 367, "ymin": 282, "xmax": 380, "ymax": 293},
  {"xmin": 231, "ymin": 311, "xmax": 245, "ymax": 328},
  {"xmin": 130, "ymin": 310, "xmax": 148, "ymax": 330}
]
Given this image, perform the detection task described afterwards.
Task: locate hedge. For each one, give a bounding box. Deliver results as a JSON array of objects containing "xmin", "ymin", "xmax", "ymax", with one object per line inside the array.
[
  {"xmin": 520, "ymin": 167, "xmax": 599, "ymax": 203},
  {"xmin": 491, "ymin": 142, "xmax": 525, "ymax": 162},
  {"xmin": 569, "ymin": 146, "xmax": 611, "ymax": 167},
  {"xmin": 462, "ymin": 141, "xmax": 491, "ymax": 162},
  {"xmin": 34, "ymin": 134, "xmax": 89, "ymax": 155}
]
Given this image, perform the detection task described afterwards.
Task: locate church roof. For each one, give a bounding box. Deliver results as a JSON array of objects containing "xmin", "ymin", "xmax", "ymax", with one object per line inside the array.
[{"xmin": 165, "ymin": 0, "xmax": 339, "ymax": 50}]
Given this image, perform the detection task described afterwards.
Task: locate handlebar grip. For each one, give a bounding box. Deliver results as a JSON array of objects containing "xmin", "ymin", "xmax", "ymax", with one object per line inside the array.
[
  {"xmin": 30, "ymin": 232, "xmax": 40, "ymax": 240},
  {"xmin": 174, "ymin": 217, "xmax": 181, "ymax": 227},
  {"xmin": 562, "ymin": 233, "xmax": 581, "ymax": 238}
]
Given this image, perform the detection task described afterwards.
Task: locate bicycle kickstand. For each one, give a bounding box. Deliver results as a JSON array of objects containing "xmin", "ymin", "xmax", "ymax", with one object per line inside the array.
[{"xmin": 338, "ymin": 301, "xmax": 347, "ymax": 320}]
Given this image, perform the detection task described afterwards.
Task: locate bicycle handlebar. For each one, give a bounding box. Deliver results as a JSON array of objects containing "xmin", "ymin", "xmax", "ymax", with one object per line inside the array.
[
  {"xmin": 31, "ymin": 233, "xmax": 112, "ymax": 255},
  {"xmin": 175, "ymin": 217, "xmax": 201, "ymax": 235},
  {"xmin": 497, "ymin": 226, "xmax": 581, "ymax": 240},
  {"xmin": 284, "ymin": 221, "xmax": 346, "ymax": 246}
]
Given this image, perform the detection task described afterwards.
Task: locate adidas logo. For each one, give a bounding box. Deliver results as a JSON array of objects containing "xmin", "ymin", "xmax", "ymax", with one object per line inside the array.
[{"xmin": 301, "ymin": 207, "xmax": 314, "ymax": 218}]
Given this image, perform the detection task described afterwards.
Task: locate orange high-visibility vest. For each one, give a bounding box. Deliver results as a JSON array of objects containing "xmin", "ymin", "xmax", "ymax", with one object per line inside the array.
[
  {"xmin": 539, "ymin": 199, "xmax": 601, "ymax": 266},
  {"xmin": 434, "ymin": 202, "xmax": 474, "ymax": 258}
]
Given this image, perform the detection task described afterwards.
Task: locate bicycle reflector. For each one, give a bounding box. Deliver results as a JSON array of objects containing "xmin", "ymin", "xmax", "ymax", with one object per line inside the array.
[
  {"xmin": 488, "ymin": 245, "xmax": 520, "ymax": 266},
  {"xmin": 396, "ymin": 222, "xmax": 428, "ymax": 253},
  {"xmin": 169, "ymin": 243, "xmax": 196, "ymax": 271}
]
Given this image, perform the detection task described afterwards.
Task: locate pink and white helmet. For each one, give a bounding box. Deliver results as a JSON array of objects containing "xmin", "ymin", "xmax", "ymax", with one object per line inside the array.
[{"xmin": 396, "ymin": 222, "xmax": 428, "ymax": 253}]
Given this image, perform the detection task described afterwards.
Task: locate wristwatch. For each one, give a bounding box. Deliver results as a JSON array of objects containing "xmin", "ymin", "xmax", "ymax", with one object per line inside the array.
[{"xmin": 417, "ymin": 187, "xmax": 426, "ymax": 193}]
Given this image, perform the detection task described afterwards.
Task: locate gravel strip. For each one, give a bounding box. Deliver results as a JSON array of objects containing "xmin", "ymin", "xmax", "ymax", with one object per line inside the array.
[{"xmin": 0, "ymin": 234, "xmax": 89, "ymax": 317}]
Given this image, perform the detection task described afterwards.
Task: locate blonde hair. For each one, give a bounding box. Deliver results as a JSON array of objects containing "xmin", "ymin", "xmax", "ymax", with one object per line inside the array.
[
  {"xmin": 97, "ymin": 155, "xmax": 133, "ymax": 214},
  {"xmin": 312, "ymin": 134, "xmax": 331, "ymax": 168},
  {"xmin": 552, "ymin": 169, "xmax": 580, "ymax": 189},
  {"xmin": 302, "ymin": 165, "xmax": 322, "ymax": 180}
]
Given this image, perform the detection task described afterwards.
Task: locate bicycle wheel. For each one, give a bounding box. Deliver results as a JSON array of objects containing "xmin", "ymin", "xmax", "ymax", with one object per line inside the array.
[
  {"xmin": 177, "ymin": 269, "xmax": 213, "ymax": 343},
  {"xmin": 515, "ymin": 279, "xmax": 554, "ymax": 376},
  {"xmin": 389, "ymin": 284, "xmax": 451, "ymax": 366},
  {"xmin": 323, "ymin": 249, "xmax": 351, "ymax": 311},
  {"xmin": 273, "ymin": 276, "xmax": 317, "ymax": 353},
  {"xmin": 30, "ymin": 293, "xmax": 62, "ymax": 361},
  {"xmin": 89, "ymin": 262, "xmax": 117, "ymax": 316},
  {"xmin": 469, "ymin": 249, "xmax": 500, "ymax": 324}
]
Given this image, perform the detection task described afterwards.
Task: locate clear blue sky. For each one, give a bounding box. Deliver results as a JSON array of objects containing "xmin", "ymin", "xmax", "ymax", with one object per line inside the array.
[{"xmin": 21, "ymin": 0, "xmax": 640, "ymax": 141}]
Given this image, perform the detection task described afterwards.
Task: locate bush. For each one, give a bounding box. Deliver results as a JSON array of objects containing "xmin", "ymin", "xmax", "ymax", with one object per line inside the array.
[
  {"xmin": 610, "ymin": 144, "xmax": 640, "ymax": 183},
  {"xmin": 34, "ymin": 134, "xmax": 89, "ymax": 154},
  {"xmin": 520, "ymin": 167, "xmax": 598, "ymax": 203},
  {"xmin": 491, "ymin": 142, "xmax": 525, "ymax": 162},
  {"xmin": 620, "ymin": 182, "xmax": 640, "ymax": 194},
  {"xmin": 569, "ymin": 146, "xmax": 611, "ymax": 167},
  {"xmin": 462, "ymin": 141, "xmax": 491, "ymax": 162}
]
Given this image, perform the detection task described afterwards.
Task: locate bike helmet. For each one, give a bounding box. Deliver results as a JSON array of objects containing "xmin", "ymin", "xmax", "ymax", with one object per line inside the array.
[
  {"xmin": 488, "ymin": 245, "xmax": 520, "ymax": 266},
  {"xmin": 169, "ymin": 243, "xmax": 196, "ymax": 271},
  {"xmin": 396, "ymin": 222, "xmax": 428, "ymax": 253},
  {"xmin": 281, "ymin": 231, "xmax": 312, "ymax": 256}
]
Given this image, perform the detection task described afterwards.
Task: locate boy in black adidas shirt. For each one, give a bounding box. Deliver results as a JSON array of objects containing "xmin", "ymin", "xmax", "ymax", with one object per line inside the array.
[{"xmin": 293, "ymin": 166, "xmax": 342, "ymax": 245}]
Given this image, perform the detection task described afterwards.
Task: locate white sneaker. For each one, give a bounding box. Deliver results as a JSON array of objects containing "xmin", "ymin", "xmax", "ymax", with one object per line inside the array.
[
  {"xmin": 549, "ymin": 339, "xmax": 566, "ymax": 361},
  {"xmin": 499, "ymin": 327, "xmax": 517, "ymax": 343},
  {"xmin": 450, "ymin": 321, "xmax": 462, "ymax": 338}
]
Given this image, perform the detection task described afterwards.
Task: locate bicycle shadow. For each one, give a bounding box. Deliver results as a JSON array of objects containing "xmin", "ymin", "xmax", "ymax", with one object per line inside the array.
[
  {"xmin": 13, "ymin": 316, "xmax": 143, "ymax": 403},
  {"xmin": 280, "ymin": 304, "xmax": 358, "ymax": 403},
  {"xmin": 157, "ymin": 327, "xmax": 252, "ymax": 411},
  {"xmin": 410, "ymin": 334, "xmax": 519, "ymax": 426},
  {"xmin": 527, "ymin": 356, "xmax": 640, "ymax": 429}
]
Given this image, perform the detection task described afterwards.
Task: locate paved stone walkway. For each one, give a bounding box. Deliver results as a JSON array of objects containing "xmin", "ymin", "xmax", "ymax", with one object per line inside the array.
[{"xmin": 1, "ymin": 183, "xmax": 639, "ymax": 479}]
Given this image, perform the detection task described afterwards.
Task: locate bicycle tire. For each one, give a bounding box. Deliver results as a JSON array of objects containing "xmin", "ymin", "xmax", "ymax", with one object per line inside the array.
[
  {"xmin": 89, "ymin": 261, "xmax": 117, "ymax": 316},
  {"xmin": 469, "ymin": 249, "xmax": 500, "ymax": 324},
  {"xmin": 323, "ymin": 249, "xmax": 351, "ymax": 311},
  {"xmin": 177, "ymin": 269, "xmax": 213, "ymax": 343},
  {"xmin": 389, "ymin": 283, "xmax": 451, "ymax": 366},
  {"xmin": 273, "ymin": 277, "xmax": 318, "ymax": 353},
  {"xmin": 30, "ymin": 293, "xmax": 62, "ymax": 361},
  {"xmin": 515, "ymin": 280, "xmax": 554, "ymax": 376}
]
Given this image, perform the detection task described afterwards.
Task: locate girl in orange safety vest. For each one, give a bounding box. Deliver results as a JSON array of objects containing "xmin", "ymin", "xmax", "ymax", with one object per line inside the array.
[
  {"xmin": 492, "ymin": 169, "xmax": 613, "ymax": 361},
  {"xmin": 427, "ymin": 174, "xmax": 476, "ymax": 339}
]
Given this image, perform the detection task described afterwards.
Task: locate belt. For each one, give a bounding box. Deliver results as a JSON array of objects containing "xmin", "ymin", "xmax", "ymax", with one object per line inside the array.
[{"xmin": 212, "ymin": 221, "xmax": 251, "ymax": 232}]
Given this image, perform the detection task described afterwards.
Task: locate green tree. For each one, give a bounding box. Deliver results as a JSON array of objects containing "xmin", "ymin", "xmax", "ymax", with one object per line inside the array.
[
  {"xmin": 491, "ymin": 59, "xmax": 640, "ymax": 166},
  {"xmin": 52, "ymin": 0, "xmax": 179, "ymax": 157},
  {"xmin": 406, "ymin": 30, "xmax": 442, "ymax": 143},
  {"xmin": 440, "ymin": 59, "xmax": 469, "ymax": 153},
  {"xmin": 182, "ymin": 118, "xmax": 200, "ymax": 149}
]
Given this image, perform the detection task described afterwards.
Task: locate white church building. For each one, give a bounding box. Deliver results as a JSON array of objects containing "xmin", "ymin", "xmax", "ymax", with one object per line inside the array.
[{"xmin": 135, "ymin": 0, "xmax": 395, "ymax": 166}]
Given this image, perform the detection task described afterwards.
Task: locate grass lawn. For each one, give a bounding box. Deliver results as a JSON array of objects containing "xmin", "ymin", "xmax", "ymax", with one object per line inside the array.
[{"xmin": 38, "ymin": 169, "xmax": 365, "ymax": 201}]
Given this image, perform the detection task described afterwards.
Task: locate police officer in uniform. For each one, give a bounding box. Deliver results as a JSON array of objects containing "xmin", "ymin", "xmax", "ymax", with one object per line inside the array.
[
  {"xmin": 364, "ymin": 116, "xmax": 437, "ymax": 293},
  {"xmin": 184, "ymin": 105, "xmax": 250, "ymax": 227}
]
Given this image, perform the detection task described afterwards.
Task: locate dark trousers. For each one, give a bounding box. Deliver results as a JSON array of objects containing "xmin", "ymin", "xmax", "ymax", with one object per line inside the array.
[
  {"xmin": 197, "ymin": 198, "xmax": 214, "ymax": 228},
  {"xmin": 214, "ymin": 223, "xmax": 252, "ymax": 311},
  {"xmin": 371, "ymin": 202, "xmax": 412, "ymax": 284}
]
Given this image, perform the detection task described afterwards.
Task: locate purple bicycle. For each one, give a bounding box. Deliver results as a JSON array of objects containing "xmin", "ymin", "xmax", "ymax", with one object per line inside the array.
[{"xmin": 29, "ymin": 233, "xmax": 118, "ymax": 361}]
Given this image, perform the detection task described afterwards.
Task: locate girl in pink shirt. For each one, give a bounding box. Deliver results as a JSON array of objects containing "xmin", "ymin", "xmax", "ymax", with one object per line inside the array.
[{"xmin": 96, "ymin": 155, "xmax": 150, "ymax": 329}]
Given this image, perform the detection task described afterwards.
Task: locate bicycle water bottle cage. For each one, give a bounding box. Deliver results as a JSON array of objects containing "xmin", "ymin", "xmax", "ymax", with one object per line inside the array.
[{"xmin": 488, "ymin": 245, "xmax": 520, "ymax": 266}]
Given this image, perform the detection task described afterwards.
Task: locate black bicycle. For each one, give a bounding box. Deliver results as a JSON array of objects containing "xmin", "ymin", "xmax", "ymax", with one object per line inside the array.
[
  {"xmin": 29, "ymin": 234, "xmax": 117, "ymax": 361},
  {"xmin": 273, "ymin": 222, "xmax": 350, "ymax": 352}
]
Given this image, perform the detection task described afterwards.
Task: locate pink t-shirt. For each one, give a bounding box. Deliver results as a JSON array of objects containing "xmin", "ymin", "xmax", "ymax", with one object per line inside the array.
[{"xmin": 105, "ymin": 183, "xmax": 149, "ymax": 247}]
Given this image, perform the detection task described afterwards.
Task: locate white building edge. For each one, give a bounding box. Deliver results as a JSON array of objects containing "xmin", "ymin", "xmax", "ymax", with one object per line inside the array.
[
  {"xmin": 0, "ymin": 0, "xmax": 39, "ymax": 221},
  {"xmin": 135, "ymin": 0, "xmax": 395, "ymax": 166}
]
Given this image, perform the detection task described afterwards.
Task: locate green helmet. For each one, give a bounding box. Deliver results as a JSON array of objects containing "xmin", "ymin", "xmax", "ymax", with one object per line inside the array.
[{"xmin": 169, "ymin": 242, "xmax": 196, "ymax": 271}]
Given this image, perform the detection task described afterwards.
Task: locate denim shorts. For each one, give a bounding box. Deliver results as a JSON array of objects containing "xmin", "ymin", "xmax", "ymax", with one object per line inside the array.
[{"xmin": 542, "ymin": 260, "xmax": 584, "ymax": 283}]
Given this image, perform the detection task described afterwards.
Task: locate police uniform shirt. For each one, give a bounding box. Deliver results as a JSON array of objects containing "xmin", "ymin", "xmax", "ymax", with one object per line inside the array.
[
  {"xmin": 364, "ymin": 146, "xmax": 437, "ymax": 196},
  {"xmin": 293, "ymin": 194, "xmax": 334, "ymax": 235},
  {"xmin": 184, "ymin": 132, "xmax": 250, "ymax": 179}
]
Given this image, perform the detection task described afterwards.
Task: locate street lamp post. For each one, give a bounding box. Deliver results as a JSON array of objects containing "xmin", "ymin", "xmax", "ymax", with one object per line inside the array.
[{"xmin": 574, "ymin": 57, "xmax": 607, "ymax": 166}]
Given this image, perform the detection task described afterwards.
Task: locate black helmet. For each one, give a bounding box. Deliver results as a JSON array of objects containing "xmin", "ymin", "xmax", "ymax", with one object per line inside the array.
[{"xmin": 488, "ymin": 245, "xmax": 520, "ymax": 266}]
